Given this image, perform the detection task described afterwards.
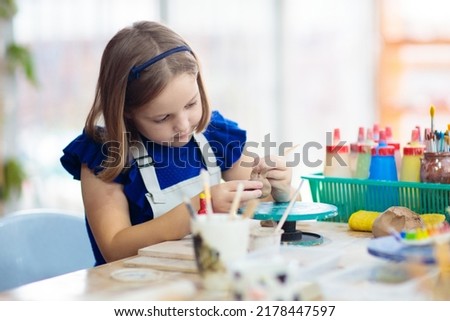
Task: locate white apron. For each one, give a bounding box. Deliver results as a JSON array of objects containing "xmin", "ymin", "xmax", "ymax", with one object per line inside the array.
[{"xmin": 130, "ymin": 133, "xmax": 221, "ymax": 218}]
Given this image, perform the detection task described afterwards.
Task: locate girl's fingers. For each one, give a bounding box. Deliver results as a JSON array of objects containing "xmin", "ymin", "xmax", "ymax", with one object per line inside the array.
[
  {"xmin": 232, "ymin": 179, "xmax": 263, "ymax": 190},
  {"xmin": 265, "ymin": 168, "xmax": 289, "ymax": 180},
  {"xmin": 240, "ymin": 189, "xmax": 263, "ymax": 201}
]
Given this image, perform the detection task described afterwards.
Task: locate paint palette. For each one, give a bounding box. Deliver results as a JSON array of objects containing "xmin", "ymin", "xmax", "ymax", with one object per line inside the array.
[
  {"xmin": 396, "ymin": 222, "xmax": 450, "ymax": 246},
  {"xmin": 398, "ymin": 233, "xmax": 450, "ymax": 246},
  {"xmin": 368, "ymin": 235, "xmax": 437, "ymax": 264}
]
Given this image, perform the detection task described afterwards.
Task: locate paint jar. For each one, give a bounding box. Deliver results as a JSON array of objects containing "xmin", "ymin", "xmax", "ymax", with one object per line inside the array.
[
  {"xmin": 249, "ymin": 226, "xmax": 283, "ymax": 252},
  {"xmin": 420, "ymin": 152, "xmax": 450, "ymax": 184}
]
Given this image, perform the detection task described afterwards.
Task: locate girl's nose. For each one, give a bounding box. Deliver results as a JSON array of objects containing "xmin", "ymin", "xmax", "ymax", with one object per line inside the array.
[{"xmin": 174, "ymin": 113, "xmax": 190, "ymax": 133}]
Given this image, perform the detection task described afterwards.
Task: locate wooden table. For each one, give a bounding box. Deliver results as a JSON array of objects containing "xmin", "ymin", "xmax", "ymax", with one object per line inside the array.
[{"xmin": 0, "ymin": 221, "xmax": 439, "ymax": 301}]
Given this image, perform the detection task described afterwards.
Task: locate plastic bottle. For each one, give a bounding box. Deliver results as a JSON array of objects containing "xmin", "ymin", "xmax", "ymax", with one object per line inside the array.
[
  {"xmin": 323, "ymin": 128, "xmax": 352, "ymax": 178},
  {"xmin": 367, "ymin": 130, "xmax": 399, "ymax": 210},
  {"xmin": 198, "ymin": 192, "xmax": 207, "ymax": 215},
  {"xmin": 349, "ymin": 127, "xmax": 365, "ymax": 178},
  {"xmin": 385, "ymin": 126, "xmax": 401, "ymax": 179},
  {"xmin": 354, "ymin": 128, "xmax": 375, "ymax": 179},
  {"xmin": 372, "ymin": 123, "xmax": 380, "ymax": 143},
  {"xmin": 369, "ymin": 130, "xmax": 398, "ymax": 181},
  {"xmin": 400, "ymin": 129, "xmax": 425, "ymax": 182}
]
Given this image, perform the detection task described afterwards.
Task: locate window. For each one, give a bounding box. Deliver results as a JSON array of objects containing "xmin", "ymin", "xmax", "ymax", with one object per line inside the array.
[{"xmin": 5, "ymin": 0, "xmax": 377, "ymax": 212}]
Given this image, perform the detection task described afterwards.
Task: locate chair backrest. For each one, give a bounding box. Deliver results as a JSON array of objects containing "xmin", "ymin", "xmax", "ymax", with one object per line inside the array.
[{"xmin": 0, "ymin": 209, "xmax": 95, "ymax": 292}]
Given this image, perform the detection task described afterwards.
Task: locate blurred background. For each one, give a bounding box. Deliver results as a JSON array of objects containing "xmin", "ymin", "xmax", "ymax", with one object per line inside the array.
[{"xmin": 1, "ymin": 0, "xmax": 450, "ymax": 215}]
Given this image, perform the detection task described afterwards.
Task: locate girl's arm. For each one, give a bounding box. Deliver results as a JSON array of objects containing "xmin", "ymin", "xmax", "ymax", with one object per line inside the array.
[{"xmin": 80, "ymin": 164, "xmax": 191, "ymax": 262}]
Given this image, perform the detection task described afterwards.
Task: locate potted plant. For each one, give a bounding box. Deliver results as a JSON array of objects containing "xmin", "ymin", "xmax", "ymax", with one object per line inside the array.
[{"xmin": 0, "ymin": 0, "xmax": 36, "ymax": 213}]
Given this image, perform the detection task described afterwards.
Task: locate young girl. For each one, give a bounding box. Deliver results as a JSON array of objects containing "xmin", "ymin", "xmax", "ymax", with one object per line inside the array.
[{"xmin": 60, "ymin": 21, "xmax": 293, "ymax": 266}]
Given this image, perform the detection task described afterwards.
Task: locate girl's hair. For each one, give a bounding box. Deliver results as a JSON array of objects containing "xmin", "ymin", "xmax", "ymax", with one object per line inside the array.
[{"xmin": 85, "ymin": 21, "xmax": 211, "ymax": 182}]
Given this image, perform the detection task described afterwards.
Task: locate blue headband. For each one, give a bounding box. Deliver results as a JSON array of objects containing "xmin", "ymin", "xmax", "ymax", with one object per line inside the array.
[{"xmin": 128, "ymin": 45, "xmax": 192, "ymax": 82}]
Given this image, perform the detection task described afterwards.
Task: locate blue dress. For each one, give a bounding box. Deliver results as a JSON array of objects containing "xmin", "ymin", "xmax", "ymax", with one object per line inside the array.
[{"xmin": 60, "ymin": 111, "xmax": 246, "ymax": 265}]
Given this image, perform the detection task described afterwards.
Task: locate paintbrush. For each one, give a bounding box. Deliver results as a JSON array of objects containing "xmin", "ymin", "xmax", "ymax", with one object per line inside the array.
[
  {"xmin": 283, "ymin": 144, "xmax": 300, "ymax": 156},
  {"xmin": 241, "ymin": 199, "xmax": 260, "ymax": 220},
  {"xmin": 182, "ymin": 195, "xmax": 197, "ymax": 220},
  {"xmin": 430, "ymin": 105, "xmax": 435, "ymax": 136},
  {"xmin": 200, "ymin": 169, "xmax": 213, "ymax": 216},
  {"xmin": 274, "ymin": 179, "xmax": 304, "ymax": 234},
  {"xmin": 229, "ymin": 182, "xmax": 244, "ymax": 218}
]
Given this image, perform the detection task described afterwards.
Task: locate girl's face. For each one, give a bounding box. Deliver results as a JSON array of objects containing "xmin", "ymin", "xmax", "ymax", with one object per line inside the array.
[{"xmin": 131, "ymin": 73, "xmax": 202, "ymax": 147}]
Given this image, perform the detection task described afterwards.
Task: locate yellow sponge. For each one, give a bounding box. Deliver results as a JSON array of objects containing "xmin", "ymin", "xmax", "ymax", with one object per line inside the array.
[
  {"xmin": 421, "ymin": 213, "xmax": 446, "ymax": 227},
  {"xmin": 348, "ymin": 211, "xmax": 446, "ymax": 232},
  {"xmin": 348, "ymin": 210, "xmax": 380, "ymax": 232}
]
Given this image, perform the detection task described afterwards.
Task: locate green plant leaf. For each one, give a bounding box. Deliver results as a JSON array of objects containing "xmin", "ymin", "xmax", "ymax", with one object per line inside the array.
[
  {"xmin": 6, "ymin": 42, "xmax": 38, "ymax": 85},
  {"xmin": 0, "ymin": 157, "xmax": 26, "ymax": 201},
  {"xmin": 0, "ymin": 0, "xmax": 17, "ymax": 20}
]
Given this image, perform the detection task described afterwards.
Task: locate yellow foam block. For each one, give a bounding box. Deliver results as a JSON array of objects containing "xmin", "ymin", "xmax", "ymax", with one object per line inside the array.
[
  {"xmin": 421, "ymin": 213, "xmax": 446, "ymax": 227},
  {"xmin": 348, "ymin": 211, "xmax": 446, "ymax": 232},
  {"xmin": 348, "ymin": 210, "xmax": 380, "ymax": 232}
]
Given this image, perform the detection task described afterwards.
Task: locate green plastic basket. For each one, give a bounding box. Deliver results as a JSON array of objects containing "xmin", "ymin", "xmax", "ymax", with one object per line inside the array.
[{"xmin": 301, "ymin": 174, "xmax": 450, "ymax": 223}]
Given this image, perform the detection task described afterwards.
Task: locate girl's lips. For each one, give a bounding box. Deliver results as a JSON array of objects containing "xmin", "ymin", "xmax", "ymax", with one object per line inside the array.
[{"xmin": 176, "ymin": 132, "xmax": 192, "ymax": 142}]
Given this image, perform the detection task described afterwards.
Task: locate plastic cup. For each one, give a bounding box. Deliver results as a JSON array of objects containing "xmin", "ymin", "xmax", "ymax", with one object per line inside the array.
[
  {"xmin": 190, "ymin": 214, "xmax": 250, "ymax": 291},
  {"xmin": 229, "ymin": 253, "xmax": 298, "ymax": 300},
  {"xmin": 249, "ymin": 226, "xmax": 283, "ymax": 252}
]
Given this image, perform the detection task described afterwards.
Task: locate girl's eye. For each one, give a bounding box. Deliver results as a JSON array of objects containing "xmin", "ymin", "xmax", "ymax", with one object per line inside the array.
[
  {"xmin": 186, "ymin": 100, "xmax": 197, "ymax": 109},
  {"xmin": 154, "ymin": 115, "xmax": 169, "ymax": 123}
]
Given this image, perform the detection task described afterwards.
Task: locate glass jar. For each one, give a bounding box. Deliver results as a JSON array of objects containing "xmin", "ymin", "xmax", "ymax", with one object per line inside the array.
[{"xmin": 420, "ymin": 152, "xmax": 450, "ymax": 184}]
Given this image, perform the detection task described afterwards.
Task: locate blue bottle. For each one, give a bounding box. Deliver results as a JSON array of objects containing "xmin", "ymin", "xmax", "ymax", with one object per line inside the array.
[
  {"xmin": 367, "ymin": 130, "xmax": 399, "ymax": 211},
  {"xmin": 369, "ymin": 130, "xmax": 398, "ymax": 181}
]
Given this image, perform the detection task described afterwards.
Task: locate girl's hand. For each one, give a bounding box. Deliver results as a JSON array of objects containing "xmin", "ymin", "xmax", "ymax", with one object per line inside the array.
[
  {"xmin": 253, "ymin": 155, "xmax": 292, "ymax": 202},
  {"xmin": 210, "ymin": 180, "xmax": 263, "ymax": 213}
]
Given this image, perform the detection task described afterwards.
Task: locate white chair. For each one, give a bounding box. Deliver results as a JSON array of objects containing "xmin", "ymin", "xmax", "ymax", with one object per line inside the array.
[{"xmin": 0, "ymin": 208, "xmax": 95, "ymax": 292}]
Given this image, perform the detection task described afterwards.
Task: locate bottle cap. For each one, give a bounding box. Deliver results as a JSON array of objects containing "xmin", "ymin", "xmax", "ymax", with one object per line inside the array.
[
  {"xmin": 366, "ymin": 128, "xmax": 373, "ymax": 142},
  {"xmin": 385, "ymin": 126, "xmax": 393, "ymax": 141},
  {"xmin": 357, "ymin": 127, "xmax": 365, "ymax": 143},
  {"xmin": 414, "ymin": 126, "xmax": 422, "ymax": 143},
  {"xmin": 371, "ymin": 130, "xmax": 395, "ymax": 156},
  {"xmin": 333, "ymin": 128, "xmax": 341, "ymax": 145},
  {"xmin": 327, "ymin": 128, "xmax": 349, "ymax": 153},
  {"xmin": 411, "ymin": 128, "xmax": 420, "ymax": 143},
  {"xmin": 373, "ymin": 124, "xmax": 380, "ymax": 142}
]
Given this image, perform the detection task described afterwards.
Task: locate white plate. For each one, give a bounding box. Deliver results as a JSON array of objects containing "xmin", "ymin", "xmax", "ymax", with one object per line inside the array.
[{"xmin": 110, "ymin": 268, "xmax": 162, "ymax": 282}]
